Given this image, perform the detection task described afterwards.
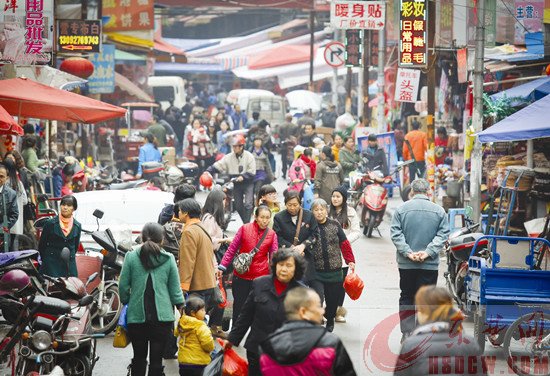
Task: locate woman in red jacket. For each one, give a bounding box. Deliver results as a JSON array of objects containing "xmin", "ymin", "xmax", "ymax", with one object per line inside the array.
[{"xmin": 217, "ymin": 206, "xmax": 278, "ymax": 324}]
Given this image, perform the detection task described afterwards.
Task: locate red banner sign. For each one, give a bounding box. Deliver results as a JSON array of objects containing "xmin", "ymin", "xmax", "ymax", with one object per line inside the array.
[{"xmin": 398, "ymin": 0, "xmax": 428, "ymax": 68}]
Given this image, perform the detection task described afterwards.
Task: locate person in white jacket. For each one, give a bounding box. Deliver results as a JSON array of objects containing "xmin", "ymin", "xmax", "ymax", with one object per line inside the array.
[{"xmin": 329, "ymin": 186, "xmax": 360, "ymax": 323}]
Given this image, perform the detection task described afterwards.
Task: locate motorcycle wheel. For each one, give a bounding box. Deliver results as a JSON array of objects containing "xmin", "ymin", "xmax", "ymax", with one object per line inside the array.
[
  {"xmin": 60, "ymin": 355, "xmax": 91, "ymax": 376},
  {"xmin": 473, "ymin": 306, "xmax": 486, "ymax": 353},
  {"xmin": 12, "ymin": 234, "xmax": 37, "ymax": 251},
  {"xmin": 367, "ymin": 213, "xmax": 376, "ymax": 238},
  {"xmin": 92, "ymin": 285, "xmax": 121, "ymax": 335}
]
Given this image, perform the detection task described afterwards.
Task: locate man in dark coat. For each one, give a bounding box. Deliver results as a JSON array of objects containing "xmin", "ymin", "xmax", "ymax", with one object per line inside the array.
[
  {"xmin": 0, "ymin": 164, "xmax": 19, "ymax": 251},
  {"xmin": 259, "ymin": 287, "xmax": 356, "ymax": 376}
]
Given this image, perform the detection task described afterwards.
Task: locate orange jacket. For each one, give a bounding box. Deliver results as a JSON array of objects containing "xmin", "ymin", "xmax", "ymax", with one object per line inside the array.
[{"xmin": 403, "ymin": 130, "xmax": 428, "ymax": 162}]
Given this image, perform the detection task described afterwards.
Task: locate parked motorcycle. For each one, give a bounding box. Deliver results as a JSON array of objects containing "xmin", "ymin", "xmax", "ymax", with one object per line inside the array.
[{"xmin": 444, "ymin": 210, "xmax": 489, "ymax": 310}]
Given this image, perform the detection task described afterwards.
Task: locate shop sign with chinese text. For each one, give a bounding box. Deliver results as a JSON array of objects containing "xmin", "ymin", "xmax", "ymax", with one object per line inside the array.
[
  {"xmin": 345, "ymin": 29, "xmax": 362, "ymax": 67},
  {"xmin": 102, "ymin": 0, "xmax": 153, "ymax": 31},
  {"xmin": 330, "ymin": 1, "xmax": 386, "ymax": 30},
  {"xmin": 394, "ymin": 68, "xmax": 420, "ymax": 103},
  {"xmin": 57, "ymin": 20, "xmax": 101, "ymax": 53},
  {"xmin": 514, "ymin": 0, "xmax": 543, "ymax": 44},
  {"xmin": 398, "ymin": 0, "xmax": 427, "ymax": 68},
  {"xmin": 87, "ymin": 44, "xmax": 115, "ymax": 94},
  {"xmin": 0, "ymin": 0, "xmax": 54, "ymax": 64}
]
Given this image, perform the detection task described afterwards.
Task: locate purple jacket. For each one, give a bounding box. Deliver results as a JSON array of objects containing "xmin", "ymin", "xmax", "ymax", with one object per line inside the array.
[{"xmin": 259, "ymin": 320, "xmax": 356, "ymax": 376}]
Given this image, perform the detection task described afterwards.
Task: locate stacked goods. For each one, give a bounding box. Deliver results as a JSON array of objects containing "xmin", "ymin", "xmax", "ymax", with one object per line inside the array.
[
  {"xmin": 531, "ymin": 168, "xmax": 550, "ymax": 201},
  {"xmin": 505, "ymin": 166, "xmax": 535, "ymax": 191},
  {"xmin": 495, "ymin": 155, "xmax": 525, "ymax": 187}
]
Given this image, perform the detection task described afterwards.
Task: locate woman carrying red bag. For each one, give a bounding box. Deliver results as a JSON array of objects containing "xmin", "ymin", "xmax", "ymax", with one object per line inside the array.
[{"xmin": 309, "ymin": 198, "xmax": 355, "ymax": 332}]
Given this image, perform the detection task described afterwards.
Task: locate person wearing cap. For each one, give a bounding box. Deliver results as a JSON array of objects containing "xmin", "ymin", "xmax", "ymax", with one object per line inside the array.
[
  {"xmin": 363, "ymin": 133, "xmax": 389, "ymax": 177},
  {"xmin": 205, "ymin": 135, "xmax": 256, "ymax": 224}
]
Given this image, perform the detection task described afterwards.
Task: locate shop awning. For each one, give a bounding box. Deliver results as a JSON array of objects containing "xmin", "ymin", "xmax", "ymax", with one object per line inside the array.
[
  {"xmin": 13, "ymin": 65, "xmax": 87, "ymax": 89},
  {"xmin": 534, "ymin": 80, "xmax": 550, "ymax": 101},
  {"xmin": 490, "ymin": 76, "xmax": 550, "ymax": 106},
  {"xmin": 154, "ymin": 62, "xmax": 225, "ymax": 74},
  {"xmin": 115, "ymin": 50, "xmax": 147, "ymax": 65},
  {"xmin": 115, "ymin": 72, "xmax": 153, "ymax": 102},
  {"xmin": 249, "ymin": 45, "xmax": 316, "ymax": 70},
  {"xmin": 478, "ymin": 93, "xmax": 550, "ymax": 142},
  {"xmin": 155, "ymin": 0, "xmax": 315, "ymax": 9}
]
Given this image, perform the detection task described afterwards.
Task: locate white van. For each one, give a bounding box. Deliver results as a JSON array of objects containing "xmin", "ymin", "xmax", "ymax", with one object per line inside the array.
[
  {"xmin": 148, "ymin": 76, "xmax": 187, "ymax": 111},
  {"xmin": 227, "ymin": 89, "xmax": 274, "ymax": 110}
]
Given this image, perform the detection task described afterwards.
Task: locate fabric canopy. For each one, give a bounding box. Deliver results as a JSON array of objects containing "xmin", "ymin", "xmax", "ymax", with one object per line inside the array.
[
  {"xmin": 115, "ymin": 73, "xmax": 153, "ymax": 102},
  {"xmin": 490, "ymin": 76, "xmax": 550, "ymax": 106},
  {"xmin": 478, "ymin": 92, "xmax": 550, "ymax": 142},
  {"xmin": 534, "ymin": 80, "xmax": 550, "ymax": 101},
  {"xmin": 0, "ymin": 78, "xmax": 127, "ymax": 123},
  {"xmin": 249, "ymin": 45, "xmax": 316, "ymax": 70},
  {"xmin": 0, "ymin": 105, "xmax": 23, "ymax": 135},
  {"xmin": 156, "ymin": 0, "xmax": 315, "ymax": 9}
]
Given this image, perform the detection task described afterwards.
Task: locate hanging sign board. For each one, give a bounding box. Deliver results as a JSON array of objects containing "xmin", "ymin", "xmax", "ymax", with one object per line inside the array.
[
  {"xmin": 345, "ymin": 29, "xmax": 362, "ymax": 67},
  {"xmin": 398, "ymin": 0, "xmax": 428, "ymax": 68},
  {"xmin": 394, "ymin": 68, "xmax": 421, "ymax": 103},
  {"xmin": 57, "ymin": 20, "xmax": 102, "ymax": 52},
  {"xmin": 330, "ymin": 0, "xmax": 386, "ymax": 29}
]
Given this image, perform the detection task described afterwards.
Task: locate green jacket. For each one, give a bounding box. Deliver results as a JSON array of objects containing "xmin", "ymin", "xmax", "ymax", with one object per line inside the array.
[
  {"xmin": 21, "ymin": 147, "xmax": 45, "ymax": 173},
  {"xmin": 339, "ymin": 148, "xmax": 361, "ymax": 178},
  {"xmin": 148, "ymin": 122, "xmax": 167, "ymax": 147},
  {"xmin": 119, "ymin": 246, "xmax": 184, "ymax": 324},
  {"xmin": 38, "ymin": 217, "xmax": 81, "ymax": 277}
]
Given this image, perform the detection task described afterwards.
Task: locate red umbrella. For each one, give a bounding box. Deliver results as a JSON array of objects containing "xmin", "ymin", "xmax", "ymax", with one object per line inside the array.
[
  {"xmin": 0, "ymin": 104, "xmax": 23, "ymax": 136},
  {"xmin": 0, "ymin": 78, "xmax": 126, "ymax": 123}
]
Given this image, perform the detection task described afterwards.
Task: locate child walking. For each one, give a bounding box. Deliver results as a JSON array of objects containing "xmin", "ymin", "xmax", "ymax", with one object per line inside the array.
[{"xmin": 176, "ymin": 296, "xmax": 215, "ymax": 376}]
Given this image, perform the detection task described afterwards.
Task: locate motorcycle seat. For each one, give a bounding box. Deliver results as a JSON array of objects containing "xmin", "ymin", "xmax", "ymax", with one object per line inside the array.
[{"xmin": 32, "ymin": 295, "xmax": 71, "ymax": 315}]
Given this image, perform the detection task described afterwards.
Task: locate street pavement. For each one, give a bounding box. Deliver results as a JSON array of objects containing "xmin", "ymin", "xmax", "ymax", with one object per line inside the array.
[{"xmin": 0, "ymin": 174, "xmax": 511, "ymax": 375}]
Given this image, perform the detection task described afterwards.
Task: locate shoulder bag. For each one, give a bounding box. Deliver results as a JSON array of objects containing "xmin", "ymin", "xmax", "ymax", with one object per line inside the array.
[
  {"xmin": 292, "ymin": 208, "xmax": 304, "ymax": 246},
  {"xmin": 232, "ymin": 228, "xmax": 269, "ymax": 275}
]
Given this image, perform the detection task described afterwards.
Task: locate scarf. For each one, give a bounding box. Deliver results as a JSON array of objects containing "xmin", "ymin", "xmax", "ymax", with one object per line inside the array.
[
  {"xmin": 59, "ymin": 215, "xmax": 74, "ymax": 237},
  {"xmin": 300, "ymin": 154, "xmax": 317, "ymax": 178}
]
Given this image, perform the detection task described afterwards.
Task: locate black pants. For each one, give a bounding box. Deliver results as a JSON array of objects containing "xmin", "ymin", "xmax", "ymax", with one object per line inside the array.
[
  {"xmin": 247, "ymin": 351, "xmax": 261, "ymax": 376},
  {"xmin": 309, "ymin": 279, "xmax": 345, "ymax": 326},
  {"xmin": 398, "ymin": 268, "xmax": 438, "ymax": 334},
  {"xmin": 189, "ymin": 288, "xmax": 223, "ymax": 326},
  {"xmin": 179, "ymin": 364, "xmax": 206, "ymax": 376},
  {"xmin": 337, "ymin": 267, "xmax": 349, "ymax": 307},
  {"xmin": 231, "ymin": 276, "xmax": 254, "ymax": 324},
  {"xmin": 127, "ymin": 321, "xmax": 172, "ymax": 376},
  {"xmin": 409, "ymin": 161, "xmax": 426, "ymax": 181},
  {"xmin": 233, "ymin": 182, "xmax": 254, "ymax": 224},
  {"xmin": 281, "ymin": 146, "xmax": 290, "ymax": 178}
]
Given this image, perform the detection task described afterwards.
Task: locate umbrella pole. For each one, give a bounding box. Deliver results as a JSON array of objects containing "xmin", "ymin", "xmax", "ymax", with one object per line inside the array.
[{"xmin": 45, "ymin": 120, "xmax": 54, "ymax": 197}]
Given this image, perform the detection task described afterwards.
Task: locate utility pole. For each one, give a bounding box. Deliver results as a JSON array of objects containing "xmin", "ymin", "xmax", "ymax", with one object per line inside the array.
[
  {"xmin": 470, "ymin": 0, "xmax": 486, "ymax": 222},
  {"xmin": 426, "ymin": 0, "xmax": 436, "ymax": 197},
  {"xmin": 309, "ymin": 11, "xmax": 315, "ymax": 91},
  {"xmin": 362, "ymin": 30, "xmax": 370, "ymax": 122},
  {"xmin": 377, "ymin": 21, "xmax": 386, "ymax": 133}
]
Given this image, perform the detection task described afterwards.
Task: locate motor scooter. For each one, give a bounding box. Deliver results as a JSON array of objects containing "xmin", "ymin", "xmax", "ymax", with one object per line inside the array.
[
  {"xmin": 443, "ymin": 210, "xmax": 489, "ymax": 310},
  {"xmin": 360, "ymin": 170, "xmax": 391, "ymax": 238}
]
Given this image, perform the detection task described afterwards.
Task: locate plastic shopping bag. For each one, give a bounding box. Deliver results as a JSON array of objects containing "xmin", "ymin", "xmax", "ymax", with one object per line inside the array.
[
  {"xmin": 203, "ymin": 351, "xmax": 224, "ymax": 376},
  {"xmin": 223, "ymin": 347, "xmax": 248, "ymax": 376},
  {"xmin": 217, "ymin": 277, "xmax": 228, "ymax": 309},
  {"xmin": 118, "ymin": 305, "xmax": 128, "ymax": 330},
  {"xmin": 302, "ymin": 182, "xmax": 314, "ymax": 210},
  {"xmin": 343, "ymin": 271, "xmax": 364, "ymax": 300}
]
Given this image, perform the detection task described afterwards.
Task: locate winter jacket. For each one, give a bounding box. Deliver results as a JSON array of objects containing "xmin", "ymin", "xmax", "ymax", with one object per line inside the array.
[
  {"xmin": 119, "ymin": 247, "xmax": 184, "ymax": 324},
  {"xmin": 137, "ymin": 142, "xmax": 161, "ymax": 176},
  {"xmin": 339, "ymin": 148, "xmax": 361, "ymax": 178},
  {"xmin": 209, "ymin": 151, "xmax": 256, "ymax": 182},
  {"xmin": 219, "ymin": 222, "xmax": 278, "ymax": 280},
  {"xmin": 21, "ymin": 147, "xmax": 45, "ymax": 173},
  {"xmin": 259, "ymin": 320, "xmax": 357, "ymax": 376},
  {"xmin": 251, "ymin": 148, "xmax": 274, "ymax": 183},
  {"xmin": 175, "ymin": 314, "xmax": 215, "ymax": 366},
  {"xmin": 311, "ymin": 218, "xmax": 355, "ymax": 277},
  {"xmin": 273, "ymin": 209, "xmax": 318, "ymax": 282},
  {"xmin": 342, "ymin": 206, "xmax": 361, "ymax": 244},
  {"xmin": 288, "ymin": 158, "xmax": 311, "ymax": 192},
  {"xmin": 314, "ymin": 160, "xmax": 344, "ymax": 204},
  {"xmin": 364, "ymin": 146, "xmax": 389, "ymax": 176},
  {"xmin": 178, "ymin": 222, "xmax": 216, "ymax": 292},
  {"xmin": 228, "ymin": 275, "xmax": 303, "ymax": 354},
  {"xmin": 158, "ymin": 204, "xmax": 175, "ymax": 226},
  {"xmin": 390, "ymin": 194, "xmax": 449, "ymax": 271},
  {"xmin": 394, "ymin": 321, "xmax": 486, "ymax": 376},
  {"xmin": 38, "ymin": 216, "xmax": 81, "ymax": 278}
]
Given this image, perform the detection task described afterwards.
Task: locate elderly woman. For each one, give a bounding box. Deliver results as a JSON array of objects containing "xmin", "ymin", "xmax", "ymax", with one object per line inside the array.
[
  {"xmin": 38, "ymin": 195, "xmax": 81, "ymax": 277},
  {"xmin": 310, "ymin": 198, "xmax": 355, "ymax": 332},
  {"xmin": 224, "ymin": 248, "xmax": 306, "ymax": 376},
  {"xmin": 394, "ymin": 286, "xmax": 486, "ymax": 376},
  {"xmin": 218, "ymin": 206, "xmax": 278, "ymax": 326}
]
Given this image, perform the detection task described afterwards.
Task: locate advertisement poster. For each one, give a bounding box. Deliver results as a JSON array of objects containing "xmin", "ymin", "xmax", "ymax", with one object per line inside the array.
[
  {"xmin": 394, "ymin": 68, "xmax": 421, "ymax": 103},
  {"xmin": 87, "ymin": 44, "xmax": 115, "ymax": 94},
  {"xmin": 0, "ymin": 0, "xmax": 54, "ymax": 64},
  {"xmin": 357, "ymin": 132, "xmax": 399, "ymax": 185},
  {"xmin": 514, "ymin": 0, "xmax": 544, "ymax": 44},
  {"xmin": 102, "ymin": 0, "xmax": 154, "ymax": 31}
]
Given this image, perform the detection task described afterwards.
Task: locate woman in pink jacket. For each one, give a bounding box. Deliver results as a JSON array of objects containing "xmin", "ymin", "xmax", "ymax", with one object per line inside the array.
[{"xmin": 217, "ymin": 206, "xmax": 278, "ymax": 325}]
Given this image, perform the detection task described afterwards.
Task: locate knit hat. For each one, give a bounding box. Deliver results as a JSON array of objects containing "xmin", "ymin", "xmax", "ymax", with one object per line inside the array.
[{"xmin": 332, "ymin": 185, "xmax": 348, "ymax": 204}]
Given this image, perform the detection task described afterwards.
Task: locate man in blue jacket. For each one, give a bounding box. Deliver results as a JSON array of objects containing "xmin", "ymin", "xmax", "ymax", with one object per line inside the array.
[{"xmin": 390, "ymin": 179, "xmax": 449, "ymax": 341}]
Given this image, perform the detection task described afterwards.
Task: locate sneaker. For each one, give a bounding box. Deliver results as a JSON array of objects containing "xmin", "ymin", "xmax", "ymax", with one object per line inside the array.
[
  {"xmin": 335, "ymin": 315, "xmax": 346, "ymax": 323},
  {"xmin": 335, "ymin": 307, "xmax": 347, "ymax": 323}
]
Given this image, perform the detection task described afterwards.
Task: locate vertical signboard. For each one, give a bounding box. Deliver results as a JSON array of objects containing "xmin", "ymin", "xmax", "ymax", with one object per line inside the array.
[
  {"xmin": 102, "ymin": 0, "xmax": 153, "ymax": 31},
  {"xmin": 457, "ymin": 48, "xmax": 468, "ymax": 83},
  {"xmin": 87, "ymin": 44, "xmax": 115, "ymax": 94},
  {"xmin": 436, "ymin": 0, "xmax": 453, "ymax": 47},
  {"xmin": 394, "ymin": 68, "xmax": 421, "ymax": 103},
  {"xmin": 345, "ymin": 29, "xmax": 362, "ymax": 67},
  {"xmin": 0, "ymin": 0, "xmax": 54, "ymax": 64},
  {"xmin": 468, "ymin": 0, "xmax": 496, "ymax": 47},
  {"xmin": 370, "ymin": 30, "xmax": 379, "ymax": 66},
  {"xmin": 398, "ymin": 0, "xmax": 428, "ymax": 68}
]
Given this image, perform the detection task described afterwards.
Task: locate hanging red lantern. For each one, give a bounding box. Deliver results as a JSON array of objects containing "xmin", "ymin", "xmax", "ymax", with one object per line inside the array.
[
  {"xmin": 60, "ymin": 57, "xmax": 94, "ymax": 79},
  {"xmin": 546, "ymin": 64, "xmax": 550, "ymax": 76}
]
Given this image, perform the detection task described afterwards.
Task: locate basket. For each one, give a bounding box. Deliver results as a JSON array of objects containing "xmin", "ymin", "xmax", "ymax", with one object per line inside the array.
[
  {"xmin": 504, "ymin": 166, "xmax": 535, "ymax": 191},
  {"xmin": 446, "ymin": 181, "xmax": 462, "ymax": 199}
]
